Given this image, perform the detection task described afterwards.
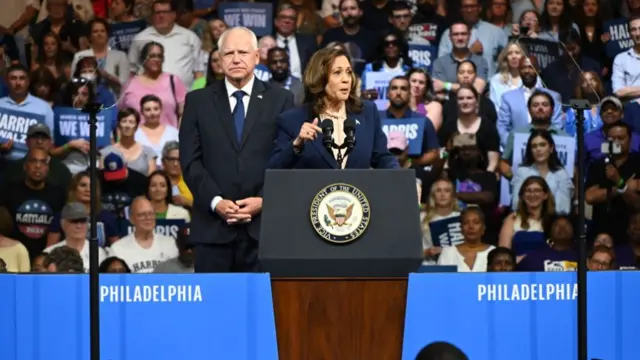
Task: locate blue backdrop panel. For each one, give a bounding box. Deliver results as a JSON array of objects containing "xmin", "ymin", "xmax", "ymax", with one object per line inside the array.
[
  {"xmin": 0, "ymin": 275, "xmax": 16, "ymax": 360},
  {"xmin": 2, "ymin": 274, "xmax": 278, "ymax": 360},
  {"xmin": 402, "ymin": 272, "xmax": 640, "ymax": 360}
]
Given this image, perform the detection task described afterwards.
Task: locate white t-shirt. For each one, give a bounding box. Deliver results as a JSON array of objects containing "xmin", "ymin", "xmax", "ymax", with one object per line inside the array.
[
  {"xmin": 438, "ymin": 245, "xmax": 496, "ymax": 272},
  {"xmin": 109, "ymin": 233, "xmax": 178, "ymax": 273},
  {"xmin": 44, "ymin": 239, "xmax": 107, "ymax": 272}
]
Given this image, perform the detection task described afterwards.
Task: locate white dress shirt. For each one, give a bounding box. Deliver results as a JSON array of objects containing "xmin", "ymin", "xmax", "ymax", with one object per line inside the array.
[
  {"xmin": 277, "ymin": 34, "xmax": 302, "ymax": 79},
  {"xmin": 210, "ymin": 75, "xmax": 256, "ymax": 212}
]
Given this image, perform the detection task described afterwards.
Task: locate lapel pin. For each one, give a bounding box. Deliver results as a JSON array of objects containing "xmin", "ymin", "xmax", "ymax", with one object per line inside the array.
[
  {"xmin": 356, "ymin": 119, "xmax": 360, "ymax": 125},
  {"xmin": 257, "ymin": 94, "xmax": 263, "ymax": 99}
]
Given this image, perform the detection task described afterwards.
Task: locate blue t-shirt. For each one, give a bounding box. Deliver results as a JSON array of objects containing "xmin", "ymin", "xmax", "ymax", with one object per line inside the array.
[
  {"xmin": 517, "ymin": 247, "xmax": 578, "ymax": 272},
  {"xmin": 49, "ymin": 208, "xmax": 118, "ymax": 247}
]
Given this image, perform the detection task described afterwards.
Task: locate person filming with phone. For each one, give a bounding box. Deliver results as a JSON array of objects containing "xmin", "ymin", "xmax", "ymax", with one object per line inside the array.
[{"xmin": 586, "ymin": 121, "xmax": 640, "ymax": 246}]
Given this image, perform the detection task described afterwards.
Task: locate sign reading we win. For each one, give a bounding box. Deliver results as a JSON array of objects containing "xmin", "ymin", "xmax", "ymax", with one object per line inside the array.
[{"xmin": 53, "ymin": 107, "xmax": 114, "ymax": 147}]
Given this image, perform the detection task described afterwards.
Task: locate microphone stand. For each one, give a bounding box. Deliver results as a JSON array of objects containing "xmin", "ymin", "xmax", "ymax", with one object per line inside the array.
[{"xmin": 82, "ymin": 102, "xmax": 102, "ymax": 360}]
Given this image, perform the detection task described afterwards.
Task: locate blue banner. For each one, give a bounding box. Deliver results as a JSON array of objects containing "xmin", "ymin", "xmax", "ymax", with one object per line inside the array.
[
  {"xmin": 194, "ymin": 0, "xmax": 217, "ymax": 10},
  {"xmin": 108, "ymin": 20, "xmax": 147, "ymax": 54},
  {"xmin": 408, "ymin": 44, "xmax": 435, "ymax": 72},
  {"xmin": 427, "ymin": 216, "xmax": 462, "ymax": 247},
  {"xmin": 604, "ymin": 18, "xmax": 632, "ymax": 58},
  {"xmin": 402, "ymin": 272, "xmax": 640, "ymax": 360},
  {"xmin": 53, "ymin": 107, "xmax": 114, "ymax": 148},
  {"xmin": 0, "ymin": 106, "xmax": 45, "ymax": 151},
  {"xmin": 0, "ymin": 274, "xmax": 278, "ymax": 360},
  {"xmin": 119, "ymin": 218, "xmax": 186, "ymax": 239},
  {"xmin": 219, "ymin": 3, "xmax": 273, "ymax": 37},
  {"xmin": 380, "ymin": 117, "xmax": 426, "ymax": 156}
]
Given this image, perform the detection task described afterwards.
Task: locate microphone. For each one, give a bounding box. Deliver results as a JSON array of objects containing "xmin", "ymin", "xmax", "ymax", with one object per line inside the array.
[
  {"xmin": 344, "ymin": 118, "xmax": 356, "ymax": 153},
  {"xmin": 320, "ymin": 119, "xmax": 334, "ymax": 152}
]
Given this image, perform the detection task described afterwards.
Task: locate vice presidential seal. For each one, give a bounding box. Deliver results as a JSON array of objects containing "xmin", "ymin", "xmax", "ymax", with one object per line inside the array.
[{"xmin": 310, "ymin": 183, "xmax": 370, "ymax": 244}]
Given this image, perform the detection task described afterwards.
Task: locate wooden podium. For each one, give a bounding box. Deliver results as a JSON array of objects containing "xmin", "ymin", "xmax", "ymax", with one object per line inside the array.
[{"xmin": 271, "ymin": 277, "xmax": 408, "ymax": 360}]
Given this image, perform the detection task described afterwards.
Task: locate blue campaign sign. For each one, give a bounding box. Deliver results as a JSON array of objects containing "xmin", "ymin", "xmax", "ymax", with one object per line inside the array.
[
  {"xmin": 380, "ymin": 117, "xmax": 426, "ymax": 156},
  {"xmin": 108, "ymin": 19, "xmax": 147, "ymax": 54},
  {"xmin": 428, "ymin": 216, "xmax": 462, "ymax": 247},
  {"xmin": 219, "ymin": 2, "xmax": 273, "ymax": 37},
  {"xmin": 402, "ymin": 272, "xmax": 640, "ymax": 360},
  {"xmin": 604, "ymin": 18, "xmax": 632, "ymax": 58},
  {"xmin": 194, "ymin": 0, "xmax": 217, "ymax": 10},
  {"xmin": 0, "ymin": 106, "xmax": 45, "ymax": 151},
  {"xmin": 408, "ymin": 44, "xmax": 436, "ymax": 71},
  {"xmin": 54, "ymin": 107, "xmax": 114, "ymax": 148},
  {"xmin": 0, "ymin": 273, "xmax": 278, "ymax": 360},
  {"xmin": 119, "ymin": 218, "xmax": 186, "ymax": 239}
]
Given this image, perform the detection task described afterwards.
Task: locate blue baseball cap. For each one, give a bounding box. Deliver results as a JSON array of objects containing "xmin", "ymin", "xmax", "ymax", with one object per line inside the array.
[{"xmin": 103, "ymin": 150, "xmax": 127, "ymax": 181}]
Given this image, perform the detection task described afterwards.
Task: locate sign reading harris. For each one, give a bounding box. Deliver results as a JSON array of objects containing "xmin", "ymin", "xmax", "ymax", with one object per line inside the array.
[
  {"xmin": 219, "ymin": 2, "xmax": 273, "ymax": 37},
  {"xmin": 604, "ymin": 18, "xmax": 632, "ymax": 58},
  {"xmin": 53, "ymin": 106, "xmax": 114, "ymax": 148},
  {"xmin": 120, "ymin": 219, "xmax": 186, "ymax": 239},
  {"xmin": 0, "ymin": 106, "xmax": 45, "ymax": 151},
  {"xmin": 407, "ymin": 44, "xmax": 435, "ymax": 72},
  {"xmin": 516, "ymin": 38, "xmax": 559, "ymax": 70},
  {"xmin": 380, "ymin": 117, "xmax": 426, "ymax": 156},
  {"xmin": 108, "ymin": 19, "xmax": 147, "ymax": 54}
]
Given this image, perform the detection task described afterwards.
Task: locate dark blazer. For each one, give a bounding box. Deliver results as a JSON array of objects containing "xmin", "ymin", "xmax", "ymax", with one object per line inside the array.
[
  {"xmin": 180, "ymin": 79, "xmax": 294, "ymax": 244},
  {"xmin": 294, "ymin": 33, "xmax": 317, "ymax": 73},
  {"xmin": 267, "ymin": 100, "xmax": 399, "ymax": 169}
]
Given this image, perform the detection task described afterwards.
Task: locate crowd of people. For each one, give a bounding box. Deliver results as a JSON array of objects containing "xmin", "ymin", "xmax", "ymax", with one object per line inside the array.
[{"xmin": 0, "ymin": 0, "xmax": 638, "ymax": 275}]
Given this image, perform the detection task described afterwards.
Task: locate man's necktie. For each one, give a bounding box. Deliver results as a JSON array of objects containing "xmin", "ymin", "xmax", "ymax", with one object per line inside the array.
[
  {"xmin": 232, "ymin": 90, "xmax": 246, "ymax": 143},
  {"xmin": 283, "ymin": 38, "xmax": 289, "ymax": 53}
]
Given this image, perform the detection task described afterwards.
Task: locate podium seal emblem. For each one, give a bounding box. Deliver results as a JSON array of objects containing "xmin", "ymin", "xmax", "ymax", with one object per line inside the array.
[{"xmin": 310, "ymin": 183, "xmax": 371, "ymax": 244}]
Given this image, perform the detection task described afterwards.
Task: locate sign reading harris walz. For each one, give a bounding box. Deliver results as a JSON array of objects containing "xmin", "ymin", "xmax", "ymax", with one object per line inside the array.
[
  {"xmin": 604, "ymin": 18, "xmax": 632, "ymax": 58},
  {"xmin": 0, "ymin": 106, "xmax": 45, "ymax": 151},
  {"xmin": 219, "ymin": 2, "xmax": 273, "ymax": 37},
  {"xmin": 516, "ymin": 37, "xmax": 559, "ymax": 70},
  {"xmin": 310, "ymin": 183, "xmax": 371, "ymax": 244}
]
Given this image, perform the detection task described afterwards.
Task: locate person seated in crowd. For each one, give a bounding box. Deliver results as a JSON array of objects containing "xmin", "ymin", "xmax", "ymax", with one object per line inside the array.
[
  {"xmin": 29, "ymin": 67, "xmax": 57, "ymax": 107},
  {"xmin": 267, "ymin": 47, "xmax": 305, "ymax": 106},
  {"xmin": 42, "ymin": 245, "xmax": 85, "ymax": 273},
  {"xmin": 588, "ymin": 245, "xmax": 615, "ymax": 271},
  {"xmin": 99, "ymin": 256, "xmax": 131, "ymax": 273},
  {"xmin": 47, "ymin": 171, "xmax": 119, "ymax": 248},
  {"xmin": 383, "ymin": 75, "xmax": 439, "ymax": 166},
  {"xmin": 432, "ymin": 22, "xmax": 489, "ymax": 98},
  {"xmin": 135, "ymin": 94, "xmax": 180, "ymax": 166},
  {"xmin": 442, "ymin": 60, "xmax": 497, "ymax": 125},
  {"xmin": 421, "ymin": 178, "xmax": 462, "ymax": 265},
  {"xmin": 386, "ymin": 131, "xmax": 428, "ymax": 201},
  {"xmin": 438, "ymin": 207, "xmax": 495, "ymax": 272},
  {"xmin": 72, "ymin": 56, "xmax": 117, "ymax": 107},
  {"xmin": 109, "ymin": 197, "xmax": 178, "ymax": 273},
  {"xmin": 153, "ymin": 225, "xmax": 194, "ymax": 273},
  {"xmin": 191, "ymin": 48, "xmax": 224, "ymax": 90},
  {"xmin": 445, "ymin": 133, "xmax": 499, "ymax": 243},
  {"xmin": 0, "ymin": 207, "xmax": 30, "ymax": 272},
  {"xmin": 30, "ymin": 32, "xmax": 72, "ymax": 84},
  {"xmin": 406, "ymin": 68, "xmax": 442, "ymax": 130},
  {"xmin": 489, "ymin": 39, "xmax": 541, "ymax": 111},
  {"xmin": 594, "ymin": 233, "xmax": 614, "ymax": 248},
  {"xmin": 31, "ymin": 253, "xmax": 47, "ymax": 272},
  {"xmin": 563, "ymin": 71, "xmax": 606, "ymax": 136},
  {"xmin": 487, "ymin": 247, "xmax": 516, "ymax": 272},
  {"xmin": 586, "ymin": 122, "xmax": 640, "ymax": 245},
  {"xmin": 0, "ymin": 148, "xmax": 67, "ymax": 260},
  {"xmin": 102, "ymin": 108, "xmax": 157, "ymax": 176},
  {"xmin": 499, "ymin": 176, "xmax": 556, "ymax": 262},
  {"xmin": 160, "ymin": 141, "xmax": 193, "ymax": 209},
  {"xmin": 43, "ymin": 202, "xmax": 107, "ymax": 272},
  {"xmin": 99, "ymin": 149, "xmax": 148, "ymax": 218},
  {"xmin": 361, "ymin": 30, "xmax": 412, "ymax": 93},
  {"xmin": 255, "ymin": 35, "xmax": 275, "ymax": 81},
  {"xmin": 497, "ymin": 56, "xmax": 563, "ymax": 147},
  {"xmin": 511, "ymin": 130, "xmax": 573, "ymax": 214},
  {"xmin": 438, "ymin": 85, "xmax": 500, "ymax": 172},
  {"xmin": 146, "ymin": 170, "xmax": 190, "ymax": 221},
  {"xmin": 30, "ymin": 0, "xmax": 87, "ymax": 59},
  {"xmin": 536, "ymin": 0, "xmax": 580, "ymax": 42},
  {"xmin": 517, "ymin": 215, "xmax": 578, "ymax": 271},
  {"xmin": 614, "ymin": 212, "xmax": 640, "ymax": 270},
  {"xmin": 509, "ymin": 10, "xmax": 541, "ymax": 39}
]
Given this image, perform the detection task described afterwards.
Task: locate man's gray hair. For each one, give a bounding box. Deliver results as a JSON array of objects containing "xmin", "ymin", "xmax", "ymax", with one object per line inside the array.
[{"xmin": 217, "ymin": 27, "xmax": 259, "ymax": 52}]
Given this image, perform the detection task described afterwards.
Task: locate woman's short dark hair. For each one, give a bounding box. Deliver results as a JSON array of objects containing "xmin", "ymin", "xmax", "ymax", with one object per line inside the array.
[
  {"xmin": 140, "ymin": 94, "xmax": 163, "ymax": 110},
  {"xmin": 303, "ymin": 47, "xmax": 363, "ymax": 115},
  {"xmin": 86, "ymin": 17, "xmax": 111, "ymax": 38},
  {"xmin": 146, "ymin": 170, "xmax": 174, "ymax": 205},
  {"xmin": 140, "ymin": 41, "xmax": 165, "ymax": 64},
  {"xmin": 99, "ymin": 257, "xmax": 132, "ymax": 273},
  {"xmin": 522, "ymin": 129, "xmax": 563, "ymax": 171},
  {"xmin": 456, "ymin": 60, "xmax": 477, "ymax": 73},
  {"xmin": 117, "ymin": 107, "xmax": 141, "ymax": 126},
  {"xmin": 460, "ymin": 206, "xmax": 485, "ymax": 224},
  {"xmin": 487, "ymin": 247, "xmax": 516, "ymax": 266}
]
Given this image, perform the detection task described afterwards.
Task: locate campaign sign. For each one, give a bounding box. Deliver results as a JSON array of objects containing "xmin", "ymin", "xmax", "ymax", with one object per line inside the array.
[
  {"xmin": 121, "ymin": 219, "xmax": 186, "ymax": 239},
  {"xmin": 54, "ymin": 107, "xmax": 114, "ymax": 148},
  {"xmin": 516, "ymin": 38, "xmax": 559, "ymax": 70},
  {"xmin": 194, "ymin": 0, "xmax": 217, "ymax": 10},
  {"xmin": 512, "ymin": 132, "xmax": 575, "ymax": 175},
  {"xmin": 219, "ymin": 3, "xmax": 272, "ymax": 37},
  {"xmin": 604, "ymin": 18, "xmax": 632, "ymax": 58},
  {"xmin": 428, "ymin": 216, "xmax": 462, "ymax": 247},
  {"xmin": 0, "ymin": 274, "xmax": 278, "ymax": 360},
  {"xmin": 402, "ymin": 271, "xmax": 640, "ymax": 360},
  {"xmin": 108, "ymin": 19, "xmax": 147, "ymax": 54},
  {"xmin": 365, "ymin": 71, "xmax": 404, "ymax": 110},
  {"xmin": 0, "ymin": 106, "xmax": 45, "ymax": 151},
  {"xmin": 381, "ymin": 117, "xmax": 426, "ymax": 156},
  {"xmin": 408, "ymin": 44, "xmax": 436, "ymax": 71}
]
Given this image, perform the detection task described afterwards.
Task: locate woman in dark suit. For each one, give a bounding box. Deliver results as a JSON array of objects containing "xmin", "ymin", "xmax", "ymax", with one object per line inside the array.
[{"xmin": 267, "ymin": 47, "xmax": 399, "ymax": 169}]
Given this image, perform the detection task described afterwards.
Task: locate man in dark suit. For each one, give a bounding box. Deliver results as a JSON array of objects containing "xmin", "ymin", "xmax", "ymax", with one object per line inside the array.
[
  {"xmin": 273, "ymin": 3, "xmax": 317, "ymax": 79},
  {"xmin": 180, "ymin": 26, "xmax": 295, "ymax": 272}
]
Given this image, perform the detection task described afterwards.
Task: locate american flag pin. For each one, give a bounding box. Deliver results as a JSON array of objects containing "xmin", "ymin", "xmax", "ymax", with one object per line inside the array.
[
  {"xmin": 356, "ymin": 119, "xmax": 360, "ymax": 125},
  {"xmin": 257, "ymin": 95, "xmax": 263, "ymax": 99}
]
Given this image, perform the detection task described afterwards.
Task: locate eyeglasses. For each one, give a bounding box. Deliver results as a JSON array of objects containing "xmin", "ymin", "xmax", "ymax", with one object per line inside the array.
[{"xmin": 135, "ymin": 212, "xmax": 155, "ymax": 219}]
